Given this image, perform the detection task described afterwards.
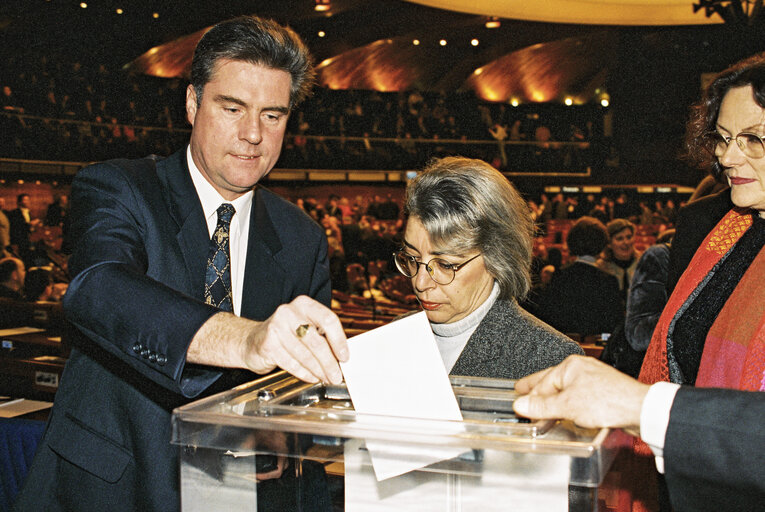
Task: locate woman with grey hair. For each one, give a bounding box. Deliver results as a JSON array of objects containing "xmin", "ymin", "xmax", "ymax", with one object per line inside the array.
[{"xmin": 395, "ymin": 156, "xmax": 582, "ymax": 378}]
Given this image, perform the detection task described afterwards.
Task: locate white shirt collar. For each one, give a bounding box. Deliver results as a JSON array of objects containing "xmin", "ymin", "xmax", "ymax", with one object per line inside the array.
[
  {"xmin": 186, "ymin": 145, "xmax": 253, "ymax": 237},
  {"xmin": 576, "ymin": 255, "xmax": 598, "ymax": 266}
]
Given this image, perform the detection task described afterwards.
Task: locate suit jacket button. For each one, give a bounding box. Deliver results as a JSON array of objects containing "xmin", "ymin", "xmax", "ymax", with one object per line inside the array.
[
  {"xmin": 140, "ymin": 348, "xmax": 150, "ymax": 358},
  {"xmin": 156, "ymin": 354, "xmax": 167, "ymax": 366},
  {"xmin": 132, "ymin": 343, "xmax": 142, "ymax": 353},
  {"xmin": 148, "ymin": 353, "xmax": 157, "ymax": 363}
]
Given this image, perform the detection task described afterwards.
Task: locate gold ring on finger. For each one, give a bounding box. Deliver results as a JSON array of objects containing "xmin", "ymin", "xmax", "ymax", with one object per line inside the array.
[{"xmin": 295, "ymin": 324, "xmax": 310, "ymax": 338}]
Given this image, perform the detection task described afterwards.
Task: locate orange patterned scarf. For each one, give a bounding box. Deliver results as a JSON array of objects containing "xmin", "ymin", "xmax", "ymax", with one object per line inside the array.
[
  {"xmin": 639, "ymin": 208, "xmax": 765, "ymax": 391},
  {"xmin": 608, "ymin": 208, "xmax": 765, "ymax": 512}
]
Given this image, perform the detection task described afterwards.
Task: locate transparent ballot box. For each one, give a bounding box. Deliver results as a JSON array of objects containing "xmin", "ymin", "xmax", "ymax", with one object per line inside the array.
[{"xmin": 172, "ymin": 371, "xmax": 620, "ymax": 512}]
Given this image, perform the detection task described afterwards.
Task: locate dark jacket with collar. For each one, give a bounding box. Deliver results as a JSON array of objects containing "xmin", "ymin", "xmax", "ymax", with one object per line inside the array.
[
  {"xmin": 666, "ymin": 188, "xmax": 732, "ymax": 294},
  {"xmin": 13, "ymin": 149, "xmax": 330, "ymax": 511},
  {"xmin": 451, "ymin": 298, "xmax": 583, "ymax": 379},
  {"xmin": 536, "ymin": 261, "xmax": 624, "ymax": 337}
]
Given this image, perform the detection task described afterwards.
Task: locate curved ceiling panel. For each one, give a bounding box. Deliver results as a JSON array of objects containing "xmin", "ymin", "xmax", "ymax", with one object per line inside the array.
[
  {"xmin": 464, "ymin": 32, "xmax": 617, "ymax": 103},
  {"xmin": 121, "ymin": 0, "xmax": 725, "ymax": 104},
  {"xmin": 127, "ymin": 29, "xmax": 207, "ymax": 79},
  {"xmin": 405, "ymin": 0, "xmax": 723, "ymax": 26}
]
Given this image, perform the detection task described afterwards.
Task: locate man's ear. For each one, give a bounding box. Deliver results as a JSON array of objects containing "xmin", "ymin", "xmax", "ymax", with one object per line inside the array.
[{"xmin": 186, "ymin": 84, "xmax": 198, "ymax": 126}]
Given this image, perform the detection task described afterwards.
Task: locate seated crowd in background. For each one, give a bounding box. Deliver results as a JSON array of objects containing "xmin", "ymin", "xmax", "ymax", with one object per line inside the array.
[
  {"xmin": 1, "ymin": 194, "xmax": 70, "ymax": 304},
  {"xmin": 1, "ymin": 50, "xmax": 606, "ymax": 171}
]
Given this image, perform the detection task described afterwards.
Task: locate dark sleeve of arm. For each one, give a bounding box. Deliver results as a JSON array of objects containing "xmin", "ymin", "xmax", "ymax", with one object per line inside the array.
[
  {"xmin": 309, "ymin": 227, "xmax": 332, "ymax": 308},
  {"xmin": 666, "ymin": 207, "xmax": 696, "ymax": 295},
  {"xmin": 624, "ymin": 245, "xmax": 669, "ymax": 351},
  {"xmin": 63, "ymin": 162, "xmax": 221, "ymax": 398},
  {"xmin": 603, "ymin": 274, "xmax": 625, "ymax": 332},
  {"xmin": 663, "ymin": 387, "xmax": 765, "ymax": 512}
]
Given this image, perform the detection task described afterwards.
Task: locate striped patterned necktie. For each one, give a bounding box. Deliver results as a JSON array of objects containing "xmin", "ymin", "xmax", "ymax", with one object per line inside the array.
[{"xmin": 204, "ymin": 203, "xmax": 235, "ymax": 312}]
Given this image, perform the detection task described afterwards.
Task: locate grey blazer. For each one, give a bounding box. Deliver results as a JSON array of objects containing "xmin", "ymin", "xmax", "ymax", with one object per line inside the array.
[{"xmin": 451, "ymin": 298, "xmax": 583, "ymax": 379}]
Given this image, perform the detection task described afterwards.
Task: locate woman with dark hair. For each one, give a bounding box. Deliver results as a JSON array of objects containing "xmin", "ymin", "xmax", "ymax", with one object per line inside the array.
[
  {"xmin": 609, "ymin": 53, "xmax": 765, "ymax": 512},
  {"xmin": 395, "ymin": 156, "xmax": 582, "ymax": 379},
  {"xmin": 640, "ymin": 53, "xmax": 765, "ymax": 392}
]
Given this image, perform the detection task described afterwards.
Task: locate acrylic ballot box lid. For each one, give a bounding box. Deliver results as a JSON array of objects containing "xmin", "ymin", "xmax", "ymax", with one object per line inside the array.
[{"xmin": 172, "ymin": 370, "xmax": 619, "ymax": 488}]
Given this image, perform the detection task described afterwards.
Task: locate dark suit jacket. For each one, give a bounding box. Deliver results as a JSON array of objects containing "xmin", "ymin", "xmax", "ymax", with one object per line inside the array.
[
  {"xmin": 7, "ymin": 208, "xmax": 31, "ymax": 253},
  {"xmin": 451, "ymin": 298, "xmax": 583, "ymax": 379},
  {"xmin": 666, "ymin": 188, "xmax": 732, "ymax": 294},
  {"xmin": 13, "ymin": 149, "xmax": 331, "ymax": 511},
  {"xmin": 664, "ymin": 387, "xmax": 765, "ymax": 512},
  {"xmin": 536, "ymin": 261, "xmax": 624, "ymax": 337}
]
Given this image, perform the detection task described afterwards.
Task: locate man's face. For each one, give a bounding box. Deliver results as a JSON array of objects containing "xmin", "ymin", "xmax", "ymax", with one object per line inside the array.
[
  {"xmin": 18, "ymin": 195, "xmax": 30, "ymax": 209},
  {"xmin": 186, "ymin": 59, "xmax": 292, "ymax": 200}
]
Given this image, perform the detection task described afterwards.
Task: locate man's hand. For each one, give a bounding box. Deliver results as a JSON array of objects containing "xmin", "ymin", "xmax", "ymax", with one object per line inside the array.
[
  {"xmin": 512, "ymin": 355, "xmax": 650, "ymax": 434},
  {"xmin": 242, "ymin": 295, "xmax": 348, "ymax": 384},
  {"xmin": 188, "ymin": 295, "xmax": 349, "ymax": 384}
]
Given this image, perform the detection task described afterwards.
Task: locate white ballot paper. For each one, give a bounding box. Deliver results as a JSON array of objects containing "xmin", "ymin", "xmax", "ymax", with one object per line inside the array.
[{"xmin": 340, "ymin": 311, "xmax": 465, "ymax": 481}]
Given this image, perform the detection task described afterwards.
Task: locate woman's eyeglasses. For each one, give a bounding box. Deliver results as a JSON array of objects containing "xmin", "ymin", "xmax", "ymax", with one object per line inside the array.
[
  {"xmin": 703, "ymin": 131, "xmax": 765, "ymax": 159},
  {"xmin": 393, "ymin": 250, "xmax": 480, "ymax": 285}
]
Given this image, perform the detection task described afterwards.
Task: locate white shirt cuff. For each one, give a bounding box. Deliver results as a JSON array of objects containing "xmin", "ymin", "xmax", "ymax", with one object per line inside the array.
[{"xmin": 639, "ymin": 381, "xmax": 681, "ymax": 474}]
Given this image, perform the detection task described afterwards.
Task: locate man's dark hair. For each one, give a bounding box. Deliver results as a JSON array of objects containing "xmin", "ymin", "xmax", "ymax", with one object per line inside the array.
[
  {"xmin": 686, "ymin": 52, "xmax": 765, "ymax": 181},
  {"xmin": 0, "ymin": 258, "xmax": 21, "ymax": 283},
  {"xmin": 190, "ymin": 15, "xmax": 315, "ymax": 110},
  {"xmin": 566, "ymin": 216, "xmax": 609, "ymax": 257},
  {"xmin": 17, "ymin": 193, "xmax": 29, "ymax": 204},
  {"xmin": 24, "ymin": 267, "xmax": 52, "ymax": 301}
]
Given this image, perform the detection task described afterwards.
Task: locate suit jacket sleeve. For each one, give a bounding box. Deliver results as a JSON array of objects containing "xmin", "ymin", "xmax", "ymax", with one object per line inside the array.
[
  {"xmin": 63, "ymin": 160, "xmax": 221, "ymax": 398},
  {"xmin": 624, "ymin": 244, "xmax": 669, "ymax": 351},
  {"xmin": 663, "ymin": 387, "xmax": 765, "ymax": 512}
]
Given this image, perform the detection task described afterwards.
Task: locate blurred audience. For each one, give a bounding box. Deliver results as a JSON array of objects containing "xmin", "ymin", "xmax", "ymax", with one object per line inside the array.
[
  {"xmin": 0, "ymin": 256, "xmax": 25, "ymax": 299},
  {"xmin": 24, "ymin": 265, "xmax": 68, "ymax": 302},
  {"xmin": 0, "ymin": 197, "xmax": 10, "ymax": 258}
]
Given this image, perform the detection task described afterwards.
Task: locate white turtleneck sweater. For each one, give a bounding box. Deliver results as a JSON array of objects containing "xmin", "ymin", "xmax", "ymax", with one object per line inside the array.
[{"xmin": 430, "ymin": 281, "xmax": 500, "ymax": 372}]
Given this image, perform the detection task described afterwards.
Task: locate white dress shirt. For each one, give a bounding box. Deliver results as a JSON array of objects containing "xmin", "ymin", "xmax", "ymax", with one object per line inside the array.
[
  {"xmin": 187, "ymin": 145, "xmax": 252, "ymax": 316},
  {"xmin": 640, "ymin": 381, "xmax": 681, "ymax": 473}
]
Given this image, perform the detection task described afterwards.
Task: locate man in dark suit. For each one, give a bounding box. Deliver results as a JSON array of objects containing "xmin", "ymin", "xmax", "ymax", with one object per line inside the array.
[
  {"xmin": 7, "ymin": 193, "xmax": 38, "ymax": 264},
  {"xmin": 513, "ymin": 355, "xmax": 764, "ymax": 512},
  {"xmin": 536, "ymin": 216, "xmax": 624, "ymax": 336},
  {"xmin": 13, "ymin": 16, "xmax": 348, "ymax": 511}
]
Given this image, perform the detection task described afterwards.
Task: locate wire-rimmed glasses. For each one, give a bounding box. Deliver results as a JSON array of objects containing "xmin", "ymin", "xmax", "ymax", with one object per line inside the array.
[
  {"xmin": 703, "ymin": 130, "xmax": 765, "ymax": 159},
  {"xmin": 393, "ymin": 250, "xmax": 481, "ymax": 285}
]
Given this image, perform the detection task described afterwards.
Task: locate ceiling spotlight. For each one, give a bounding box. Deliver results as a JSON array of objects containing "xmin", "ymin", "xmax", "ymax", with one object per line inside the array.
[
  {"xmin": 439, "ymin": 39, "xmax": 447, "ymax": 46},
  {"xmin": 318, "ymin": 30, "xmax": 326, "ymax": 37},
  {"xmin": 79, "ymin": 2, "xmax": 87, "ymax": 8},
  {"xmin": 485, "ymin": 16, "xmax": 501, "ymax": 29},
  {"xmin": 315, "ymin": 0, "xmax": 331, "ymax": 12},
  {"xmin": 601, "ymin": 98, "xmax": 610, "ymax": 107},
  {"xmin": 116, "ymin": 8, "xmax": 123, "ymax": 14},
  {"xmin": 510, "ymin": 98, "xmax": 519, "ymax": 107},
  {"xmin": 564, "ymin": 97, "xmax": 574, "ymax": 106},
  {"xmin": 412, "ymin": 39, "xmax": 420, "ymax": 46},
  {"xmin": 152, "ymin": 12, "xmax": 159, "ymax": 18},
  {"xmin": 471, "ymin": 39, "xmax": 479, "ymax": 47}
]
